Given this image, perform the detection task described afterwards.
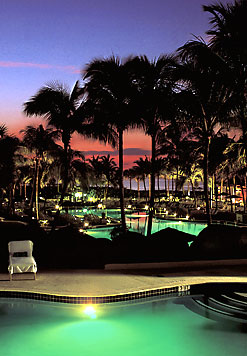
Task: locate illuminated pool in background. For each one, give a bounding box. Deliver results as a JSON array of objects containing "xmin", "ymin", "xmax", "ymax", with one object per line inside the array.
[
  {"xmin": 0, "ymin": 295, "xmax": 246, "ymax": 356},
  {"xmin": 69, "ymin": 208, "xmax": 206, "ymax": 239}
]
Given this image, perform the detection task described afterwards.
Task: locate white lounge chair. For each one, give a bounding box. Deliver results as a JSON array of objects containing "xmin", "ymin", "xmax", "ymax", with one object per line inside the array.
[{"xmin": 8, "ymin": 240, "xmax": 37, "ymax": 281}]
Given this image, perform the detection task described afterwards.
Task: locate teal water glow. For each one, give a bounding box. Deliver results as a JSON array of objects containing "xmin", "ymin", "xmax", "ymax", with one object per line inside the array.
[
  {"xmin": 0, "ymin": 297, "xmax": 246, "ymax": 356},
  {"xmin": 70, "ymin": 208, "xmax": 206, "ymax": 238}
]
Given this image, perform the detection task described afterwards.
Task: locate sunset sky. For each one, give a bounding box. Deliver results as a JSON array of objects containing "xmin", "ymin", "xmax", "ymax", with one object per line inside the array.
[{"xmin": 0, "ymin": 0, "xmax": 230, "ymax": 168}]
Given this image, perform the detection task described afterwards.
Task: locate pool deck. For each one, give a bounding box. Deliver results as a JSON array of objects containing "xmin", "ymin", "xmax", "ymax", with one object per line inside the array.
[{"xmin": 0, "ymin": 259, "xmax": 247, "ymax": 297}]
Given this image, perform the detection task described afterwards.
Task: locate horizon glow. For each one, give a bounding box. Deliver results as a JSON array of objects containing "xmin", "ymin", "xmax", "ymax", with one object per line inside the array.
[{"xmin": 0, "ymin": 0, "xmax": 231, "ymax": 167}]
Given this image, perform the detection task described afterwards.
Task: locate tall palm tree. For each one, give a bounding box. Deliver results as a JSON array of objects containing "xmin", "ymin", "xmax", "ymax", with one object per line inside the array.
[
  {"xmin": 176, "ymin": 40, "xmax": 235, "ymax": 224},
  {"xmin": 157, "ymin": 115, "xmax": 193, "ymax": 195},
  {"xmin": 21, "ymin": 124, "xmax": 58, "ymax": 219},
  {"xmin": 203, "ymin": 0, "xmax": 247, "ymax": 155},
  {"xmin": 82, "ymin": 56, "xmax": 139, "ymax": 232},
  {"xmin": 23, "ymin": 81, "xmax": 83, "ymax": 207},
  {"xmin": 127, "ymin": 55, "xmax": 178, "ymax": 236}
]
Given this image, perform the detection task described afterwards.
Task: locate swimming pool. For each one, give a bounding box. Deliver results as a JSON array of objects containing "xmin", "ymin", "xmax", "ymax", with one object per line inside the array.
[
  {"xmin": 0, "ymin": 291, "xmax": 246, "ymax": 356},
  {"xmin": 69, "ymin": 208, "xmax": 206, "ymax": 238}
]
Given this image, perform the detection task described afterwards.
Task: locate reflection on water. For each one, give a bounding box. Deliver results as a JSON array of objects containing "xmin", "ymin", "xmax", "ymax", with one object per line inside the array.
[{"xmin": 69, "ymin": 208, "xmax": 206, "ymax": 238}]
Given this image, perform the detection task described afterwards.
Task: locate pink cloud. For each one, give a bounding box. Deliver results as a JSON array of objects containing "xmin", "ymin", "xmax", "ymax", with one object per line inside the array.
[{"xmin": 0, "ymin": 61, "xmax": 80, "ymax": 74}]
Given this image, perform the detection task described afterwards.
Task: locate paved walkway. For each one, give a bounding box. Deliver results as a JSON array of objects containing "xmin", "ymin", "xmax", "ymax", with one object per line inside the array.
[{"xmin": 0, "ymin": 259, "xmax": 247, "ymax": 297}]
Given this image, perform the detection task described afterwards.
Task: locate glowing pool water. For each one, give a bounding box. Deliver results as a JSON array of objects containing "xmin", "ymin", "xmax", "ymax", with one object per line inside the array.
[
  {"xmin": 69, "ymin": 208, "xmax": 206, "ymax": 238},
  {"xmin": 0, "ymin": 295, "xmax": 246, "ymax": 356}
]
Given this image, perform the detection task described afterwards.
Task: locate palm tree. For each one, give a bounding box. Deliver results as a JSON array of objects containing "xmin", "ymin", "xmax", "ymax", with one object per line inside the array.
[
  {"xmin": 82, "ymin": 56, "xmax": 139, "ymax": 232},
  {"xmin": 176, "ymin": 39, "xmax": 235, "ymax": 224},
  {"xmin": 153, "ymin": 157, "xmax": 168, "ymax": 201},
  {"xmin": 131, "ymin": 167, "xmax": 142, "ymax": 200},
  {"xmin": 133, "ymin": 157, "xmax": 151, "ymax": 202},
  {"xmin": 0, "ymin": 125, "xmax": 20, "ymax": 213},
  {"xmin": 177, "ymin": 140, "xmax": 203, "ymax": 207},
  {"xmin": 157, "ymin": 115, "xmax": 193, "ymax": 195},
  {"xmin": 124, "ymin": 168, "xmax": 135, "ymax": 192},
  {"xmin": 23, "ymin": 81, "xmax": 83, "ymax": 207},
  {"xmin": 0, "ymin": 124, "xmax": 8, "ymax": 139},
  {"xmin": 203, "ymin": 1, "xmax": 247, "ymax": 156},
  {"xmin": 219, "ymin": 135, "xmax": 247, "ymax": 211},
  {"xmin": 100, "ymin": 155, "xmax": 118, "ymax": 200},
  {"xmin": 87, "ymin": 155, "xmax": 117, "ymax": 200},
  {"xmin": 208, "ymin": 133, "xmax": 233, "ymax": 210},
  {"xmin": 87, "ymin": 156, "xmax": 104, "ymax": 198},
  {"xmin": 70, "ymin": 154, "xmax": 91, "ymax": 193},
  {"xmin": 21, "ymin": 124, "xmax": 58, "ymax": 219},
  {"xmin": 127, "ymin": 55, "xmax": 178, "ymax": 236}
]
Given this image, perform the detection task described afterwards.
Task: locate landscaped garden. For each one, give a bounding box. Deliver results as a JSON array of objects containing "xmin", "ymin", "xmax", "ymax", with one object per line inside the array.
[{"xmin": 1, "ymin": 0, "xmax": 247, "ymax": 268}]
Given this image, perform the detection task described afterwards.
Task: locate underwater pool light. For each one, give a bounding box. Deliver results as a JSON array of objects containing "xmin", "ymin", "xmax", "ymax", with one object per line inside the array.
[{"xmin": 83, "ymin": 305, "xmax": 97, "ymax": 319}]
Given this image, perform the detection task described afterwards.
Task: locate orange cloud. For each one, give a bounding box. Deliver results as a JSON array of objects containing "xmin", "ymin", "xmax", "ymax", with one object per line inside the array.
[{"xmin": 0, "ymin": 61, "xmax": 80, "ymax": 74}]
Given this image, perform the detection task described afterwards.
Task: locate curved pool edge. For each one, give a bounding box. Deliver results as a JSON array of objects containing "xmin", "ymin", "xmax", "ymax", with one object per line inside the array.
[
  {"xmin": 0, "ymin": 284, "xmax": 191, "ymax": 304},
  {"xmin": 0, "ymin": 282, "xmax": 246, "ymax": 305},
  {"xmin": 0, "ymin": 271, "xmax": 247, "ymax": 305}
]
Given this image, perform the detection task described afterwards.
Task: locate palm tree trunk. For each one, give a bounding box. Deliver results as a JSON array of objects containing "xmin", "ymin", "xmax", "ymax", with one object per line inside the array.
[
  {"xmin": 19, "ymin": 183, "xmax": 22, "ymax": 200},
  {"xmin": 203, "ymin": 136, "xmax": 212, "ymax": 225},
  {"xmin": 190, "ymin": 179, "xmax": 197, "ymax": 208},
  {"xmin": 233, "ymin": 176, "xmax": 236, "ymax": 212},
  {"xmin": 157, "ymin": 174, "xmax": 160, "ymax": 202},
  {"xmin": 220, "ymin": 178, "xmax": 223, "ymax": 201},
  {"xmin": 24, "ymin": 183, "xmax": 27, "ymax": 200},
  {"xmin": 147, "ymin": 135, "xmax": 156, "ymax": 237},
  {"xmin": 245, "ymin": 175, "xmax": 247, "ymax": 212},
  {"xmin": 137, "ymin": 178, "xmax": 140, "ymax": 199},
  {"xmin": 228, "ymin": 179, "xmax": 233, "ymax": 212},
  {"xmin": 143, "ymin": 175, "xmax": 147, "ymax": 201},
  {"xmin": 167, "ymin": 176, "xmax": 170, "ymax": 197},
  {"xmin": 35, "ymin": 159, "xmax": 40, "ymax": 220},
  {"xmin": 214, "ymin": 174, "xmax": 218, "ymax": 212},
  {"xmin": 59, "ymin": 143, "xmax": 69, "ymax": 206},
  {"xmin": 118, "ymin": 128, "xmax": 126, "ymax": 232},
  {"xmin": 105, "ymin": 180, "xmax": 110, "ymax": 201},
  {"xmin": 176, "ymin": 166, "xmax": 179, "ymax": 194},
  {"xmin": 148, "ymin": 174, "xmax": 151, "ymax": 200},
  {"xmin": 8, "ymin": 184, "xmax": 15, "ymax": 215},
  {"xmin": 241, "ymin": 183, "xmax": 246, "ymax": 213},
  {"xmin": 29, "ymin": 165, "xmax": 36, "ymax": 212}
]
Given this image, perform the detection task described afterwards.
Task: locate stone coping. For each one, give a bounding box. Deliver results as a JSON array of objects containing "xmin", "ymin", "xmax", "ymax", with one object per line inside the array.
[{"xmin": 105, "ymin": 258, "xmax": 247, "ymax": 270}]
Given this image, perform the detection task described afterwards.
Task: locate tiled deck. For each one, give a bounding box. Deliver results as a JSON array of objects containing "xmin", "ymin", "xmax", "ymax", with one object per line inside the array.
[{"xmin": 0, "ymin": 259, "xmax": 247, "ymax": 298}]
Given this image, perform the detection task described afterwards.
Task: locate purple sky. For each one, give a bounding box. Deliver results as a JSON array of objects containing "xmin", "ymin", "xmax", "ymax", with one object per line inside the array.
[{"xmin": 0, "ymin": 0, "xmax": 230, "ymax": 167}]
